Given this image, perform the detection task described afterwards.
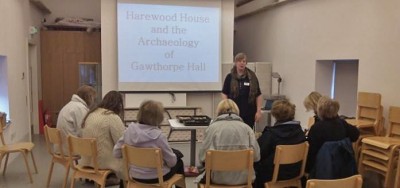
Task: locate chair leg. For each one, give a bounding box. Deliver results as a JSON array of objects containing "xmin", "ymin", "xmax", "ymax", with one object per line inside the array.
[
  {"xmin": 3, "ymin": 153, "xmax": 10, "ymax": 175},
  {"xmin": 0, "ymin": 153, "xmax": 4, "ymax": 172},
  {"xmin": 176, "ymin": 177, "xmax": 186, "ymax": 188},
  {"xmin": 46, "ymin": 161, "xmax": 55, "ymax": 187},
  {"xmin": 70, "ymin": 176, "xmax": 75, "ymax": 188},
  {"xmin": 21, "ymin": 151, "xmax": 33, "ymax": 183},
  {"xmin": 29, "ymin": 150, "xmax": 38, "ymax": 173},
  {"xmin": 63, "ymin": 165, "xmax": 71, "ymax": 188}
]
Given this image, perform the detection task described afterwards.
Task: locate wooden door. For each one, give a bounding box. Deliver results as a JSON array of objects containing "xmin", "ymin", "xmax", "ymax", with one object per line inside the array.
[{"xmin": 41, "ymin": 30, "xmax": 101, "ymax": 125}]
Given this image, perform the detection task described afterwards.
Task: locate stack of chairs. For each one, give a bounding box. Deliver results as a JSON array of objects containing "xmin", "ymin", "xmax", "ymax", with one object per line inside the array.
[
  {"xmin": 349, "ymin": 92, "xmax": 384, "ymax": 161},
  {"xmin": 358, "ymin": 106, "xmax": 400, "ymax": 188}
]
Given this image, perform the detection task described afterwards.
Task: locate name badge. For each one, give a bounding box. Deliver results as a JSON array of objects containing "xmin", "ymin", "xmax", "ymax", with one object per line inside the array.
[{"xmin": 244, "ymin": 82, "xmax": 250, "ymax": 86}]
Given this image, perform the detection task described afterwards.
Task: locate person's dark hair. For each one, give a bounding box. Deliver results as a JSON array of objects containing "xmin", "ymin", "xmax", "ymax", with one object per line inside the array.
[
  {"xmin": 81, "ymin": 90, "xmax": 124, "ymax": 128},
  {"xmin": 271, "ymin": 99, "xmax": 296, "ymax": 122},
  {"xmin": 76, "ymin": 85, "xmax": 97, "ymax": 107}
]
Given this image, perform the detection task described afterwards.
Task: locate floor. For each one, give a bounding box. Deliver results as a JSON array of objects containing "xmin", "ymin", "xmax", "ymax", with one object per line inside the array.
[
  {"xmin": 0, "ymin": 134, "xmax": 386, "ymax": 188},
  {"xmin": 0, "ymin": 134, "xmax": 199, "ymax": 188}
]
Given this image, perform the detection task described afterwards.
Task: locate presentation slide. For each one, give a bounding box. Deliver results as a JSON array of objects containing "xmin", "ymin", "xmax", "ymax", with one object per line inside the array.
[{"xmin": 117, "ymin": 0, "xmax": 222, "ymax": 92}]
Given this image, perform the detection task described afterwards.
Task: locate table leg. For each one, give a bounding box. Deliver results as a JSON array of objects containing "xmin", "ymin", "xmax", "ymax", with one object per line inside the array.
[{"xmin": 190, "ymin": 129, "xmax": 196, "ymax": 167}]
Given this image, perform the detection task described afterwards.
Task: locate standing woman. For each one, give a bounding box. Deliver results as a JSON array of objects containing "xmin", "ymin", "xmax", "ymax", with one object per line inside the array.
[
  {"xmin": 81, "ymin": 90, "xmax": 126, "ymax": 183},
  {"xmin": 222, "ymin": 52, "xmax": 262, "ymax": 128}
]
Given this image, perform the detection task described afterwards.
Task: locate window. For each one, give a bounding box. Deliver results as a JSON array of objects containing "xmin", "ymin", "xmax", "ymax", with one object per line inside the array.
[{"xmin": 0, "ymin": 55, "xmax": 9, "ymax": 120}]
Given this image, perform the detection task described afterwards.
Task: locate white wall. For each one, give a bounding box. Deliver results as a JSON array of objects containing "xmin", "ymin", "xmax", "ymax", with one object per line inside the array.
[
  {"xmin": 29, "ymin": 3, "xmax": 45, "ymax": 134},
  {"xmin": 41, "ymin": 0, "xmax": 101, "ymax": 23},
  {"xmin": 235, "ymin": 0, "xmax": 400, "ymax": 126},
  {"xmin": 0, "ymin": 0, "xmax": 31, "ymax": 145},
  {"xmin": 101, "ymin": 0, "xmax": 235, "ymax": 118}
]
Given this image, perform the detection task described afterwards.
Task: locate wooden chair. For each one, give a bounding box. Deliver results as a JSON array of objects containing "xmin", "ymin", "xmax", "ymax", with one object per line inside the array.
[
  {"xmin": 0, "ymin": 112, "xmax": 38, "ymax": 183},
  {"xmin": 350, "ymin": 92, "xmax": 384, "ymax": 163},
  {"xmin": 306, "ymin": 174, "xmax": 363, "ymax": 188},
  {"xmin": 122, "ymin": 144, "xmax": 186, "ymax": 188},
  {"xmin": 44, "ymin": 125, "xmax": 80, "ymax": 188},
  {"xmin": 358, "ymin": 106, "xmax": 400, "ymax": 188},
  {"xmin": 395, "ymin": 150, "xmax": 400, "ymax": 188},
  {"xmin": 67, "ymin": 135, "xmax": 112, "ymax": 188},
  {"xmin": 355, "ymin": 92, "xmax": 384, "ymax": 136},
  {"xmin": 265, "ymin": 142, "xmax": 309, "ymax": 188},
  {"xmin": 198, "ymin": 149, "xmax": 254, "ymax": 188}
]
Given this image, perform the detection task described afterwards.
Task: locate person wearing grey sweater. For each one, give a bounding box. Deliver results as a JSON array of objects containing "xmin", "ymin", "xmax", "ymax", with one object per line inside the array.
[
  {"xmin": 81, "ymin": 90, "xmax": 126, "ymax": 180},
  {"xmin": 197, "ymin": 99, "xmax": 260, "ymax": 185},
  {"xmin": 113, "ymin": 100, "xmax": 184, "ymax": 184}
]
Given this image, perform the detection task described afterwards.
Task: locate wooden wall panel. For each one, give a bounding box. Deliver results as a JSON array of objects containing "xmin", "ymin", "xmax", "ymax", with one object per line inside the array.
[{"xmin": 41, "ymin": 30, "xmax": 101, "ymax": 125}]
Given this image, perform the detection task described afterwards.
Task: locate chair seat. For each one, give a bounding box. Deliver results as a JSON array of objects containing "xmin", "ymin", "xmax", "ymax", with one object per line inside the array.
[
  {"xmin": 362, "ymin": 149, "xmax": 390, "ymax": 161},
  {"xmin": 346, "ymin": 119, "xmax": 375, "ymax": 129},
  {"xmin": 198, "ymin": 183, "xmax": 249, "ymax": 188},
  {"xmin": 129, "ymin": 174, "xmax": 185, "ymax": 188},
  {"xmin": 362, "ymin": 159, "xmax": 388, "ymax": 173},
  {"xmin": 0, "ymin": 142, "xmax": 34, "ymax": 152},
  {"xmin": 362, "ymin": 137, "xmax": 400, "ymax": 149}
]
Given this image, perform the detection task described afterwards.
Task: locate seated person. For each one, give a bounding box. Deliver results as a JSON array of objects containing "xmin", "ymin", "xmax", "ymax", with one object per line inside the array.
[
  {"xmin": 254, "ymin": 100, "xmax": 306, "ymax": 188},
  {"xmin": 303, "ymin": 91, "xmax": 322, "ymax": 124},
  {"xmin": 56, "ymin": 85, "xmax": 96, "ymax": 153},
  {"xmin": 113, "ymin": 100, "xmax": 185, "ymax": 185},
  {"xmin": 81, "ymin": 90, "xmax": 126, "ymax": 185},
  {"xmin": 306, "ymin": 96, "xmax": 360, "ymax": 179},
  {"xmin": 197, "ymin": 99, "xmax": 260, "ymax": 185}
]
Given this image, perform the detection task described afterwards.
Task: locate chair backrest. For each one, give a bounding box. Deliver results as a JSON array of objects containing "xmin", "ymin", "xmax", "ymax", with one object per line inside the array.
[
  {"xmin": 388, "ymin": 106, "xmax": 400, "ymax": 138},
  {"xmin": 271, "ymin": 142, "xmax": 309, "ymax": 182},
  {"xmin": 67, "ymin": 135, "xmax": 100, "ymax": 173},
  {"xmin": 356, "ymin": 92, "xmax": 383, "ymax": 135},
  {"xmin": 122, "ymin": 144, "xmax": 165, "ymax": 185},
  {"xmin": 44, "ymin": 125, "xmax": 67, "ymax": 157},
  {"xmin": 204, "ymin": 149, "xmax": 254, "ymax": 188},
  {"xmin": 306, "ymin": 174, "xmax": 363, "ymax": 188}
]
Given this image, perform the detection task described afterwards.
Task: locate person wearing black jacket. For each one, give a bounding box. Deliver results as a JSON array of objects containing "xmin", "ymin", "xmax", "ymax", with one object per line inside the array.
[
  {"xmin": 253, "ymin": 100, "xmax": 306, "ymax": 188},
  {"xmin": 306, "ymin": 96, "xmax": 360, "ymax": 175}
]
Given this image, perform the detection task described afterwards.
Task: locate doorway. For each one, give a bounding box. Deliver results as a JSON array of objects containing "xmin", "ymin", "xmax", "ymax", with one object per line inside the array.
[
  {"xmin": 28, "ymin": 43, "xmax": 39, "ymax": 135},
  {"xmin": 315, "ymin": 59, "xmax": 359, "ymax": 117},
  {"xmin": 0, "ymin": 55, "xmax": 9, "ymax": 117}
]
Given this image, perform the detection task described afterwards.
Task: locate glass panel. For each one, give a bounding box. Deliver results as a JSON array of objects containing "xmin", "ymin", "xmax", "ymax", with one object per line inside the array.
[{"xmin": 79, "ymin": 62, "xmax": 102, "ymax": 104}]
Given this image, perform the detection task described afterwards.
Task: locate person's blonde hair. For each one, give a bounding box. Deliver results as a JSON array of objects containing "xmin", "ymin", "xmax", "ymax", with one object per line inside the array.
[
  {"xmin": 234, "ymin": 52, "xmax": 247, "ymax": 62},
  {"xmin": 317, "ymin": 96, "xmax": 340, "ymax": 120},
  {"xmin": 216, "ymin": 99, "xmax": 240, "ymax": 116},
  {"xmin": 137, "ymin": 100, "xmax": 164, "ymax": 127},
  {"xmin": 271, "ymin": 100, "xmax": 296, "ymax": 122},
  {"xmin": 304, "ymin": 91, "xmax": 322, "ymax": 113}
]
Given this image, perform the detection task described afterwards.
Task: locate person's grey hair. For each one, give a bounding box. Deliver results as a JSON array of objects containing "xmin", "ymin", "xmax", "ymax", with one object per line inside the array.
[
  {"xmin": 216, "ymin": 99, "xmax": 240, "ymax": 116},
  {"xmin": 137, "ymin": 100, "xmax": 164, "ymax": 127},
  {"xmin": 76, "ymin": 85, "xmax": 97, "ymax": 107},
  {"xmin": 317, "ymin": 96, "xmax": 340, "ymax": 120},
  {"xmin": 304, "ymin": 91, "xmax": 322, "ymax": 113},
  {"xmin": 234, "ymin": 52, "xmax": 247, "ymax": 62},
  {"xmin": 271, "ymin": 100, "xmax": 296, "ymax": 122}
]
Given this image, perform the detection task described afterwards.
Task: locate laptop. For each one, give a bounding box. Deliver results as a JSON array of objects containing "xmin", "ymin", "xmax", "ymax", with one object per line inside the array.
[{"xmin": 263, "ymin": 99, "xmax": 275, "ymax": 110}]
